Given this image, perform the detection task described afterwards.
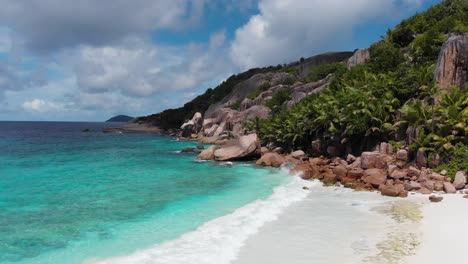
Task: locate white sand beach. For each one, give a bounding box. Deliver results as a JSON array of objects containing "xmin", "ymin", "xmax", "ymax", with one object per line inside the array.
[
  {"xmin": 234, "ymin": 181, "xmax": 468, "ymax": 264},
  {"xmin": 403, "ymin": 194, "xmax": 468, "ymax": 264}
]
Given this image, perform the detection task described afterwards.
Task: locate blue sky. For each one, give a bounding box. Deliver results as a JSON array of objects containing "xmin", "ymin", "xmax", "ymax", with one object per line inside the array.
[{"xmin": 0, "ymin": 0, "xmax": 442, "ymax": 121}]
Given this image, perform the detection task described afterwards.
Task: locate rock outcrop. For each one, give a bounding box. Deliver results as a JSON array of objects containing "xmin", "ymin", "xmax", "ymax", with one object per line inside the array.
[
  {"xmin": 256, "ymin": 153, "xmax": 286, "ymax": 167},
  {"xmin": 198, "ymin": 146, "xmax": 220, "ymax": 160},
  {"xmin": 347, "ymin": 48, "xmax": 370, "ymax": 69},
  {"xmin": 282, "ymin": 143, "xmax": 468, "ymax": 197},
  {"xmin": 180, "ymin": 112, "xmax": 203, "ymax": 138},
  {"xmin": 453, "ymin": 171, "xmax": 467, "ymax": 190},
  {"xmin": 213, "ymin": 133, "xmax": 260, "ymax": 161},
  {"xmin": 434, "ymin": 33, "xmax": 468, "ymax": 91},
  {"xmin": 202, "ymin": 106, "xmax": 271, "ymax": 137}
]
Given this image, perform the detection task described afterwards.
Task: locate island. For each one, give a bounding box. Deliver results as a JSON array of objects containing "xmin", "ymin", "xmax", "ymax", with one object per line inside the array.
[{"xmin": 105, "ymin": 115, "xmax": 134, "ymax": 123}]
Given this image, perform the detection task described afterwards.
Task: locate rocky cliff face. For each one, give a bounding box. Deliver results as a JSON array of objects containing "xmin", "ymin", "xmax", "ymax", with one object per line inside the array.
[
  {"xmin": 200, "ymin": 72, "xmax": 335, "ymax": 138},
  {"xmin": 204, "ymin": 72, "xmax": 296, "ymax": 118},
  {"xmin": 434, "ymin": 33, "xmax": 468, "ymax": 91},
  {"xmin": 347, "ymin": 48, "xmax": 370, "ymax": 69}
]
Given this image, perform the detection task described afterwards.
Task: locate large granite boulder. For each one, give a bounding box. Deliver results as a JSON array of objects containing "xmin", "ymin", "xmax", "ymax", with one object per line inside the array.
[
  {"xmin": 363, "ymin": 168, "xmax": 387, "ymax": 187},
  {"xmin": 443, "ymin": 182, "xmax": 456, "ymax": 194},
  {"xmin": 240, "ymin": 98, "xmax": 255, "ymax": 111},
  {"xmin": 213, "ymin": 133, "xmax": 260, "ymax": 161},
  {"xmin": 256, "ymin": 153, "xmax": 286, "ymax": 168},
  {"xmin": 380, "ymin": 183, "xmax": 405, "ymax": 197},
  {"xmin": 347, "ymin": 48, "xmax": 370, "ymax": 69},
  {"xmin": 332, "ymin": 164, "xmax": 348, "ymax": 180},
  {"xmin": 434, "ymin": 33, "xmax": 468, "ymax": 91},
  {"xmin": 291, "ymin": 163, "xmax": 320, "ymax": 179},
  {"xmin": 202, "ymin": 106, "xmax": 271, "ymax": 137},
  {"xmin": 198, "ymin": 145, "xmax": 220, "ymax": 160},
  {"xmin": 180, "ymin": 112, "xmax": 203, "ymax": 138},
  {"xmin": 453, "ymin": 171, "xmax": 467, "ymax": 190},
  {"xmin": 360, "ymin": 152, "xmax": 389, "ymax": 169}
]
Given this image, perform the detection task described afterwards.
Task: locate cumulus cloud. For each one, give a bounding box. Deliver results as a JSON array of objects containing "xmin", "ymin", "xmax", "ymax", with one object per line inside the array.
[
  {"xmin": 230, "ymin": 0, "xmax": 427, "ymax": 69},
  {"xmin": 0, "ymin": 0, "xmax": 206, "ymax": 52},
  {"xmin": 22, "ymin": 98, "xmax": 64, "ymax": 112},
  {"xmin": 60, "ymin": 34, "xmax": 233, "ymax": 98}
]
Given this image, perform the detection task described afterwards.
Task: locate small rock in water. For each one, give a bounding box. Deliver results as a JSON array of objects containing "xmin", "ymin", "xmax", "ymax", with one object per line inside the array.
[
  {"xmin": 302, "ymin": 186, "xmax": 310, "ymax": 190},
  {"xmin": 196, "ymin": 145, "xmax": 205, "ymax": 150},
  {"xmin": 429, "ymin": 195, "xmax": 443, "ymax": 203},
  {"xmin": 180, "ymin": 147, "xmax": 196, "ymax": 153},
  {"xmin": 82, "ymin": 128, "xmax": 90, "ymax": 132},
  {"xmin": 463, "ymin": 195, "xmax": 468, "ymax": 199}
]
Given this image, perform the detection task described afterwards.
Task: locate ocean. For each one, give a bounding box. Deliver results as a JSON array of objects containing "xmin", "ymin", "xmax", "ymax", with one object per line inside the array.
[
  {"xmin": 0, "ymin": 122, "xmax": 289, "ymax": 264},
  {"xmin": 0, "ymin": 122, "xmax": 410, "ymax": 264}
]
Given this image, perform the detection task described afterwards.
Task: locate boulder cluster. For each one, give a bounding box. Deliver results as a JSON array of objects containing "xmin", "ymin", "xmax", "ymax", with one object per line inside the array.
[
  {"xmin": 186, "ymin": 133, "xmax": 467, "ymax": 198},
  {"xmin": 257, "ymin": 142, "xmax": 468, "ymax": 197}
]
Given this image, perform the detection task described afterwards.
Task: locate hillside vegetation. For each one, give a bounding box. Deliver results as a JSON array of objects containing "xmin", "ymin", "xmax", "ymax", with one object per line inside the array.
[{"xmin": 255, "ymin": 0, "xmax": 468, "ymax": 177}]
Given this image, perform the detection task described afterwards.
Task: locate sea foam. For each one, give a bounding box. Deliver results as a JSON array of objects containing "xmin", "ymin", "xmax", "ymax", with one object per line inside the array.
[{"xmin": 85, "ymin": 175, "xmax": 316, "ymax": 264}]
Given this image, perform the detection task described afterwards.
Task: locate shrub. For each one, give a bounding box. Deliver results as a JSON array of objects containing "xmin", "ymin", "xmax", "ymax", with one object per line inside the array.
[
  {"xmin": 303, "ymin": 63, "xmax": 346, "ymax": 83},
  {"xmin": 228, "ymin": 100, "xmax": 242, "ymax": 111},
  {"xmin": 265, "ymin": 88, "xmax": 293, "ymax": 109}
]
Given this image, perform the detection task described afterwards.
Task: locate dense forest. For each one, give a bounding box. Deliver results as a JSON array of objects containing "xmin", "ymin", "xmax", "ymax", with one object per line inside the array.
[{"xmin": 254, "ymin": 0, "xmax": 468, "ymax": 177}]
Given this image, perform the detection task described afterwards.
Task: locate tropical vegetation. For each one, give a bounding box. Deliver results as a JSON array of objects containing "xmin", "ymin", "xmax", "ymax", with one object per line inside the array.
[{"xmin": 254, "ymin": 0, "xmax": 468, "ymax": 177}]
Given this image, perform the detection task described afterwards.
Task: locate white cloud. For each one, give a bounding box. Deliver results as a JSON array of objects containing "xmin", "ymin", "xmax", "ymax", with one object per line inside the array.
[
  {"xmin": 210, "ymin": 30, "xmax": 226, "ymax": 48},
  {"xmin": 22, "ymin": 98, "xmax": 63, "ymax": 112},
  {"xmin": 0, "ymin": 27, "xmax": 11, "ymax": 52},
  {"xmin": 230, "ymin": 0, "xmax": 427, "ymax": 69},
  {"xmin": 58, "ymin": 36, "xmax": 234, "ymax": 98},
  {"xmin": 0, "ymin": 0, "xmax": 207, "ymax": 52}
]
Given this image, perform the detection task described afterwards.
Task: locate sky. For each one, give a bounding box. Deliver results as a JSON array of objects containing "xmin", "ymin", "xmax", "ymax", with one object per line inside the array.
[{"xmin": 0, "ymin": 0, "xmax": 442, "ymax": 121}]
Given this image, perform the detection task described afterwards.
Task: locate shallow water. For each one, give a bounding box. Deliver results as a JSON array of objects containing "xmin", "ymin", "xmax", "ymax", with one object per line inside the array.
[{"xmin": 0, "ymin": 122, "xmax": 287, "ymax": 264}]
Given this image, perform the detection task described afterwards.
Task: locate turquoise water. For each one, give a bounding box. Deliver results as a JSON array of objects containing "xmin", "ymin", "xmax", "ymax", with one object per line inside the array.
[{"xmin": 0, "ymin": 122, "xmax": 287, "ymax": 264}]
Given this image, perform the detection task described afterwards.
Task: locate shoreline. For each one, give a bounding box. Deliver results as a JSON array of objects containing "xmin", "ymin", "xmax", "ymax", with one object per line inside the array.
[
  {"xmin": 101, "ymin": 130, "xmax": 468, "ymax": 264},
  {"xmin": 84, "ymin": 174, "xmax": 313, "ymax": 264},
  {"xmin": 233, "ymin": 178, "xmax": 468, "ymax": 264}
]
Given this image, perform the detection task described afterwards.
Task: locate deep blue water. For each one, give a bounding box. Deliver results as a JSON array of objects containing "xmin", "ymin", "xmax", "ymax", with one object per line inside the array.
[{"xmin": 0, "ymin": 122, "xmax": 286, "ymax": 264}]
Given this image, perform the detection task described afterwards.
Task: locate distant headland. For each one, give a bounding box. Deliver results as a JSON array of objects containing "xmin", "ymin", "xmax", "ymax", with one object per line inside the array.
[{"xmin": 106, "ymin": 115, "xmax": 134, "ymax": 122}]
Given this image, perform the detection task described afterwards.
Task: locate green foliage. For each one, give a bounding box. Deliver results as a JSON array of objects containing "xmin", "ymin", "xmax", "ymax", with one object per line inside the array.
[
  {"xmin": 257, "ymin": 0, "xmax": 468, "ymax": 157},
  {"xmin": 410, "ymin": 28, "xmax": 446, "ymax": 62},
  {"xmin": 389, "ymin": 140, "xmax": 404, "ymax": 151},
  {"xmin": 283, "ymin": 67, "xmax": 299, "ymax": 76},
  {"xmin": 369, "ymin": 40, "xmax": 404, "ymax": 72},
  {"xmin": 281, "ymin": 77, "xmax": 296, "ymax": 85},
  {"xmin": 303, "ymin": 63, "xmax": 346, "ymax": 82},
  {"xmin": 228, "ymin": 100, "xmax": 242, "ymax": 111},
  {"xmin": 434, "ymin": 143, "xmax": 468, "ymax": 179},
  {"xmin": 390, "ymin": 0, "xmax": 468, "ymax": 63},
  {"xmin": 265, "ymin": 88, "xmax": 293, "ymax": 109}
]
